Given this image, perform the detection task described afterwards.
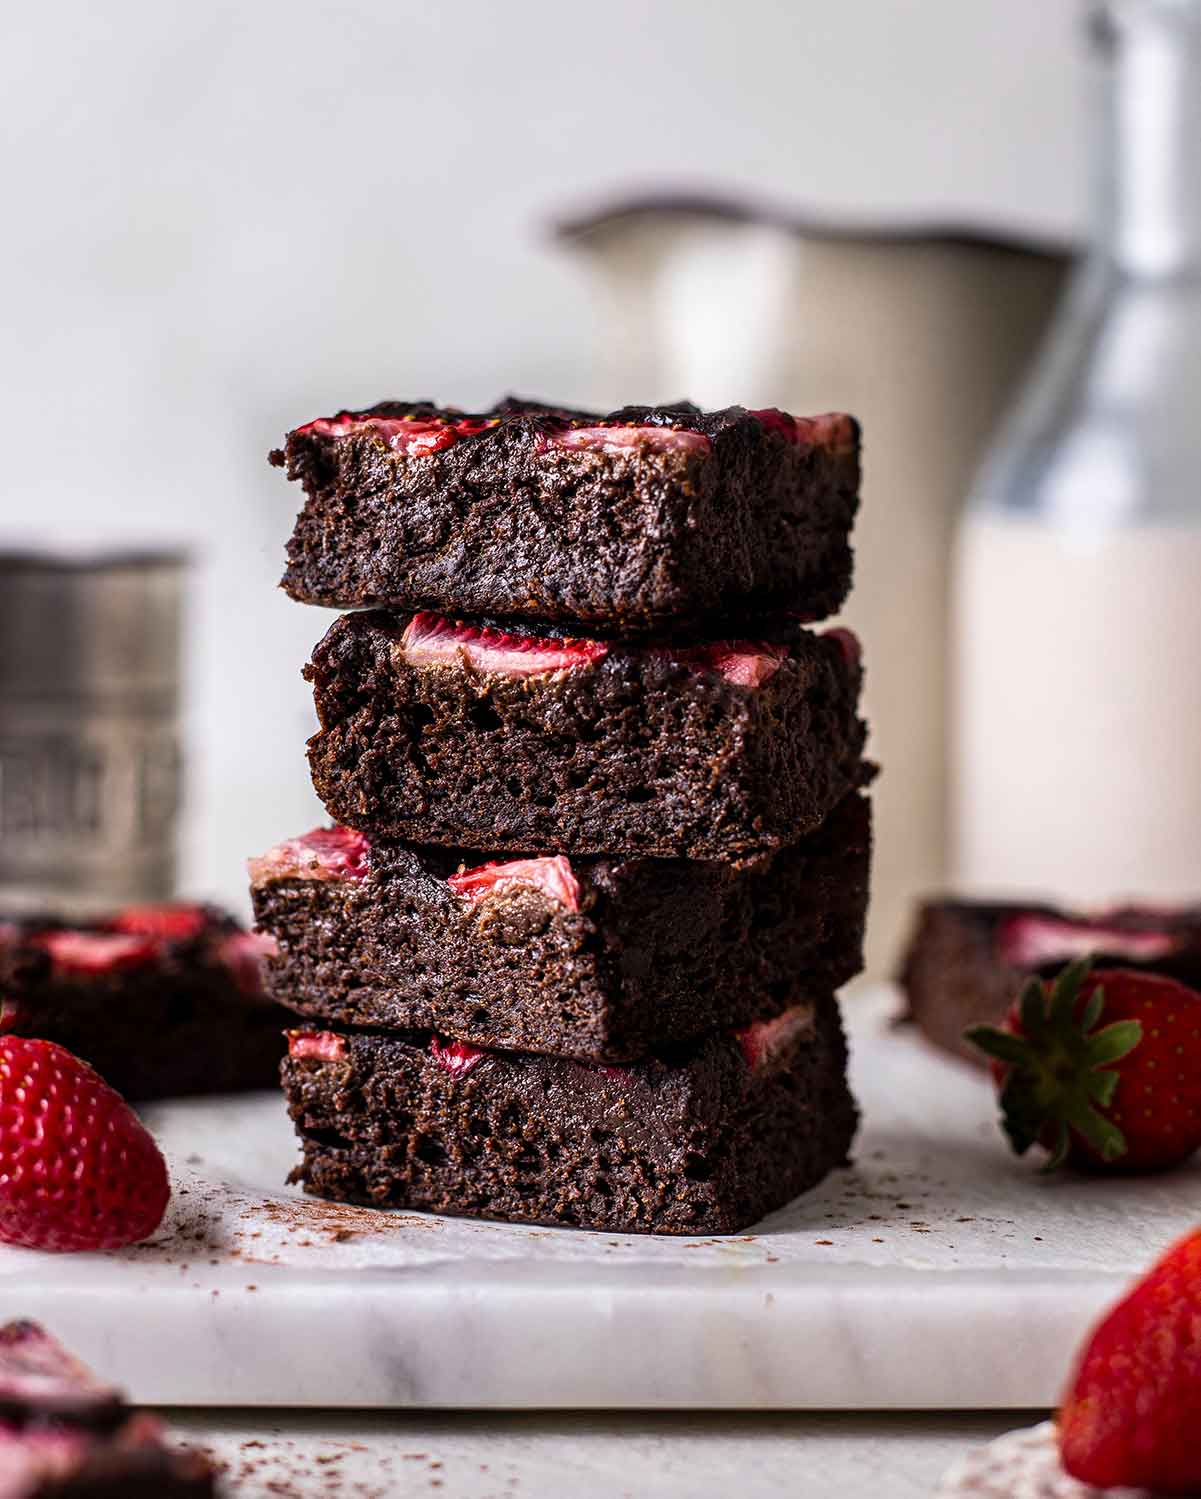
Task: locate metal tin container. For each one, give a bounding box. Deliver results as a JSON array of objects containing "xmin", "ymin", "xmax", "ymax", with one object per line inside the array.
[{"xmin": 0, "ymin": 553, "xmax": 185, "ymax": 914}]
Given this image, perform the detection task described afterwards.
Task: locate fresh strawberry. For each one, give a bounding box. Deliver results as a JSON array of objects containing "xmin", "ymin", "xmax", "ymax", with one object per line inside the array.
[
  {"xmin": 0, "ymin": 1037, "xmax": 170, "ymax": 1252},
  {"xmin": 966, "ymin": 959, "xmax": 1201, "ymax": 1172},
  {"xmin": 1059, "ymin": 1228, "xmax": 1201, "ymax": 1491}
]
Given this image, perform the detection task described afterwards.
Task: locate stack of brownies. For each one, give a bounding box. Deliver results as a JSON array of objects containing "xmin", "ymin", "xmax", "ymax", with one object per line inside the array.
[{"xmin": 251, "ymin": 398, "xmax": 872, "ymax": 1235}]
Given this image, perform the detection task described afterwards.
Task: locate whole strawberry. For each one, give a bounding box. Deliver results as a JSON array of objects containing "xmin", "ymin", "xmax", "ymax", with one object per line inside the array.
[
  {"xmin": 967, "ymin": 959, "xmax": 1201, "ymax": 1171},
  {"xmin": 1059, "ymin": 1228, "xmax": 1201, "ymax": 1491},
  {"xmin": 0, "ymin": 1037, "xmax": 170, "ymax": 1251}
]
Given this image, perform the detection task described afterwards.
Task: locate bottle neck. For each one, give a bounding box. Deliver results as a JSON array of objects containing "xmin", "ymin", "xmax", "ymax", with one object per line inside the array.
[{"xmin": 1096, "ymin": 1, "xmax": 1201, "ymax": 276}]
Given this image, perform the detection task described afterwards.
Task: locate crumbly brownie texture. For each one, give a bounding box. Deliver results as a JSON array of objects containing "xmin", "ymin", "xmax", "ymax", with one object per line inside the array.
[
  {"xmin": 282, "ymin": 994, "xmax": 856, "ymax": 1235},
  {"xmin": 0, "ymin": 905, "xmax": 286, "ymax": 1101},
  {"xmin": 0, "ymin": 1321, "xmax": 214, "ymax": 1498},
  {"xmin": 271, "ymin": 398, "xmax": 860, "ymax": 635},
  {"xmin": 249, "ymin": 792, "xmax": 870, "ymax": 1062},
  {"xmin": 304, "ymin": 610, "xmax": 868, "ymax": 859},
  {"xmin": 899, "ymin": 898, "xmax": 1201, "ymax": 1067}
]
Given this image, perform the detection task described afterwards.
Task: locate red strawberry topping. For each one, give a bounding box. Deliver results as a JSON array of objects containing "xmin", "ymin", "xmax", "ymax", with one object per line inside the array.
[
  {"xmin": 750, "ymin": 408, "xmax": 804, "ymax": 442},
  {"xmin": 218, "ymin": 930, "xmax": 278, "ymax": 995},
  {"xmin": 823, "ymin": 627, "xmax": 862, "ymax": 669},
  {"xmin": 750, "ymin": 409, "xmax": 857, "ymax": 452},
  {"xmin": 32, "ymin": 931, "xmax": 159, "ymax": 977},
  {"xmin": 429, "ymin": 1037, "xmax": 486, "ymax": 1078},
  {"xmin": 287, "ymin": 1030, "xmax": 347, "ymax": 1062},
  {"xmin": 650, "ymin": 639, "xmax": 788, "ymax": 688},
  {"xmin": 248, "ymin": 826, "xmax": 370, "ymax": 886},
  {"xmin": 296, "ymin": 411, "xmax": 500, "ymax": 457},
  {"xmin": 108, "ymin": 904, "xmax": 209, "ymax": 942},
  {"xmin": 735, "ymin": 1004, "xmax": 818, "ymax": 1071},
  {"xmin": 0, "ymin": 1037, "xmax": 170, "ymax": 1252},
  {"xmin": 996, "ymin": 912, "xmax": 1183, "ymax": 970},
  {"xmin": 544, "ymin": 424, "xmax": 711, "ymax": 458},
  {"xmin": 399, "ymin": 614, "xmax": 792, "ymax": 688},
  {"xmin": 0, "ymin": 1319, "xmax": 115, "ymax": 1403},
  {"xmin": 1059, "ymin": 1227, "xmax": 1201, "ymax": 1491},
  {"xmin": 968, "ymin": 960, "xmax": 1201, "ymax": 1172},
  {"xmin": 399, "ymin": 613, "xmax": 608, "ymax": 679},
  {"xmin": 447, "ymin": 856, "xmax": 580, "ymax": 913},
  {"xmin": 0, "ymin": 1425, "xmax": 94, "ymax": 1489}
]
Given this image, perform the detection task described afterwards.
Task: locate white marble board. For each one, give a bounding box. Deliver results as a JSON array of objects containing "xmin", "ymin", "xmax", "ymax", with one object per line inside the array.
[{"xmin": 6, "ymin": 986, "xmax": 1196, "ymax": 1410}]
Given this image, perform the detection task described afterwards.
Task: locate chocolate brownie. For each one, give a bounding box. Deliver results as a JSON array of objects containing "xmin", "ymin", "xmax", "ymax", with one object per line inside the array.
[
  {"xmin": 0, "ymin": 1320, "xmax": 214, "ymax": 1497},
  {"xmin": 304, "ymin": 610, "xmax": 868, "ymax": 859},
  {"xmin": 0, "ymin": 904, "xmax": 287, "ymax": 1101},
  {"xmin": 282, "ymin": 994, "xmax": 857, "ymax": 1235},
  {"xmin": 271, "ymin": 399, "xmax": 860, "ymax": 635},
  {"xmin": 899, "ymin": 897, "xmax": 1201, "ymax": 1066},
  {"xmin": 249, "ymin": 792, "xmax": 871, "ymax": 1062}
]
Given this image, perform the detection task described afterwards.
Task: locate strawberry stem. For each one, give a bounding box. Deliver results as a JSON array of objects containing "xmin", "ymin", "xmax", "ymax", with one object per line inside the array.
[{"xmin": 966, "ymin": 959, "xmax": 1143, "ymax": 1171}]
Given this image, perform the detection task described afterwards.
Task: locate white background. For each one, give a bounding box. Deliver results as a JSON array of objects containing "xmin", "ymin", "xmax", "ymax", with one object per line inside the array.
[{"xmin": 0, "ymin": 0, "xmax": 1088, "ymax": 909}]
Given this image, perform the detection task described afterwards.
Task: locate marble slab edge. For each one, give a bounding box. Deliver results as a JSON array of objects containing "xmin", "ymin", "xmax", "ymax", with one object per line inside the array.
[{"xmin": 10, "ymin": 1261, "xmax": 1121, "ymax": 1410}]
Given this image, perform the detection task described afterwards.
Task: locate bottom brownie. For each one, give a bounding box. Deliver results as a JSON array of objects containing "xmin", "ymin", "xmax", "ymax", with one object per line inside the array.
[
  {"xmin": 0, "ymin": 904, "xmax": 287, "ymax": 1101},
  {"xmin": 0, "ymin": 1320, "xmax": 214, "ymax": 1497},
  {"xmin": 282, "ymin": 995, "xmax": 857, "ymax": 1235},
  {"xmin": 899, "ymin": 897, "xmax": 1201, "ymax": 1066}
]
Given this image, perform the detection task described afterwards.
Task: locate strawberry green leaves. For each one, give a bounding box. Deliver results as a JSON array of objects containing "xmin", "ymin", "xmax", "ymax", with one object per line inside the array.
[{"xmin": 967, "ymin": 960, "xmax": 1142, "ymax": 1172}]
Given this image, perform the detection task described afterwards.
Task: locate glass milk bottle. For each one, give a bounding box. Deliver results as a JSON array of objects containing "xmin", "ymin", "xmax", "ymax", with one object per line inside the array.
[{"xmin": 953, "ymin": 0, "xmax": 1201, "ymax": 905}]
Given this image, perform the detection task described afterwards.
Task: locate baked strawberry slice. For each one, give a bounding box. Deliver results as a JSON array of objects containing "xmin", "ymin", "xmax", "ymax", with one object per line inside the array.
[
  {"xmin": 399, "ymin": 612, "xmax": 608, "ymax": 678},
  {"xmin": 107, "ymin": 903, "xmax": 209, "ymax": 942},
  {"xmin": 447, "ymin": 855, "xmax": 580, "ymax": 912},
  {"xmin": 32, "ymin": 930, "xmax": 160, "ymax": 976},
  {"xmin": 544, "ymin": 424, "xmax": 711, "ymax": 457},
  {"xmin": 0, "ymin": 1037, "xmax": 170, "ymax": 1252},
  {"xmin": 967, "ymin": 960, "xmax": 1201, "ymax": 1172},
  {"xmin": 995, "ymin": 909, "xmax": 1184, "ymax": 969},
  {"xmin": 1059, "ymin": 1227, "xmax": 1201, "ymax": 1491},
  {"xmin": 429, "ymin": 1036, "xmax": 487, "ymax": 1078}
]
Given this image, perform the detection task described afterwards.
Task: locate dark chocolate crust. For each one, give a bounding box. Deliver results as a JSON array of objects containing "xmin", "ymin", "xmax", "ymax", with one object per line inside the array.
[
  {"xmin": 252, "ymin": 793, "xmax": 870, "ymax": 1062},
  {"xmin": 0, "ymin": 910, "xmax": 286, "ymax": 1101},
  {"xmin": 272, "ymin": 399, "xmax": 859, "ymax": 635},
  {"xmin": 282, "ymin": 997, "xmax": 857, "ymax": 1235},
  {"xmin": 898, "ymin": 898, "xmax": 1201, "ymax": 1066},
  {"xmin": 22, "ymin": 1445, "xmax": 215, "ymax": 1498},
  {"xmin": 304, "ymin": 611, "xmax": 868, "ymax": 859}
]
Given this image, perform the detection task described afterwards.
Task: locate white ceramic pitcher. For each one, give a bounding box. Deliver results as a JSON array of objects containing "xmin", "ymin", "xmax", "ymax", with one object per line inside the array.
[{"xmin": 558, "ymin": 198, "xmax": 1071, "ymax": 974}]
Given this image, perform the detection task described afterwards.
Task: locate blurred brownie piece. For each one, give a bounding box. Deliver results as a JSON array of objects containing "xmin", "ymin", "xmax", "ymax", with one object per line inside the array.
[
  {"xmin": 0, "ymin": 904, "xmax": 285, "ymax": 1100},
  {"xmin": 282, "ymin": 992, "xmax": 857, "ymax": 1235},
  {"xmin": 271, "ymin": 398, "xmax": 859, "ymax": 635},
  {"xmin": 304, "ymin": 610, "xmax": 868, "ymax": 860},
  {"xmin": 899, "ymin": 897, "xmax": 1201, "ymax": 1066},
  {"xmin": 249, "ymin": 792, "xmax": 870, "ymax": 1062},
  {"xmin": 0, "ymin": 1320, "xmax": 215, "ymax": 1496}
]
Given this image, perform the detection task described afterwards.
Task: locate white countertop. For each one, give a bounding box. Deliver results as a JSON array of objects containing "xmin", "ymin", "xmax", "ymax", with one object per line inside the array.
[
  {"xmin": 162, "ymin": 1408, "xmax": 1038, "ymax": 1499},
  {"xmin": 8, "ymin": 984, "xmax": 1192, "ymax": 1411}
]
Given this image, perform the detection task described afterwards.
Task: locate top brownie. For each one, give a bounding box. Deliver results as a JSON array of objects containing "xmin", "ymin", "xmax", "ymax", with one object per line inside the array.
[{"xmin": 270, "ymin": 398, "xmax": 860, "ymax": 635}]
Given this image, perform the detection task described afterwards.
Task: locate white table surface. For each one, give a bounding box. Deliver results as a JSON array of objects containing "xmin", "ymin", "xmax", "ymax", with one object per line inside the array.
[
  {"xmin": 159, "ymin": 1408, "xmax": 1039, "ymax": 1499},
  {"xmin": 7, "ymin": 984, "xmax": 1191, "ymax": 1411}
]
